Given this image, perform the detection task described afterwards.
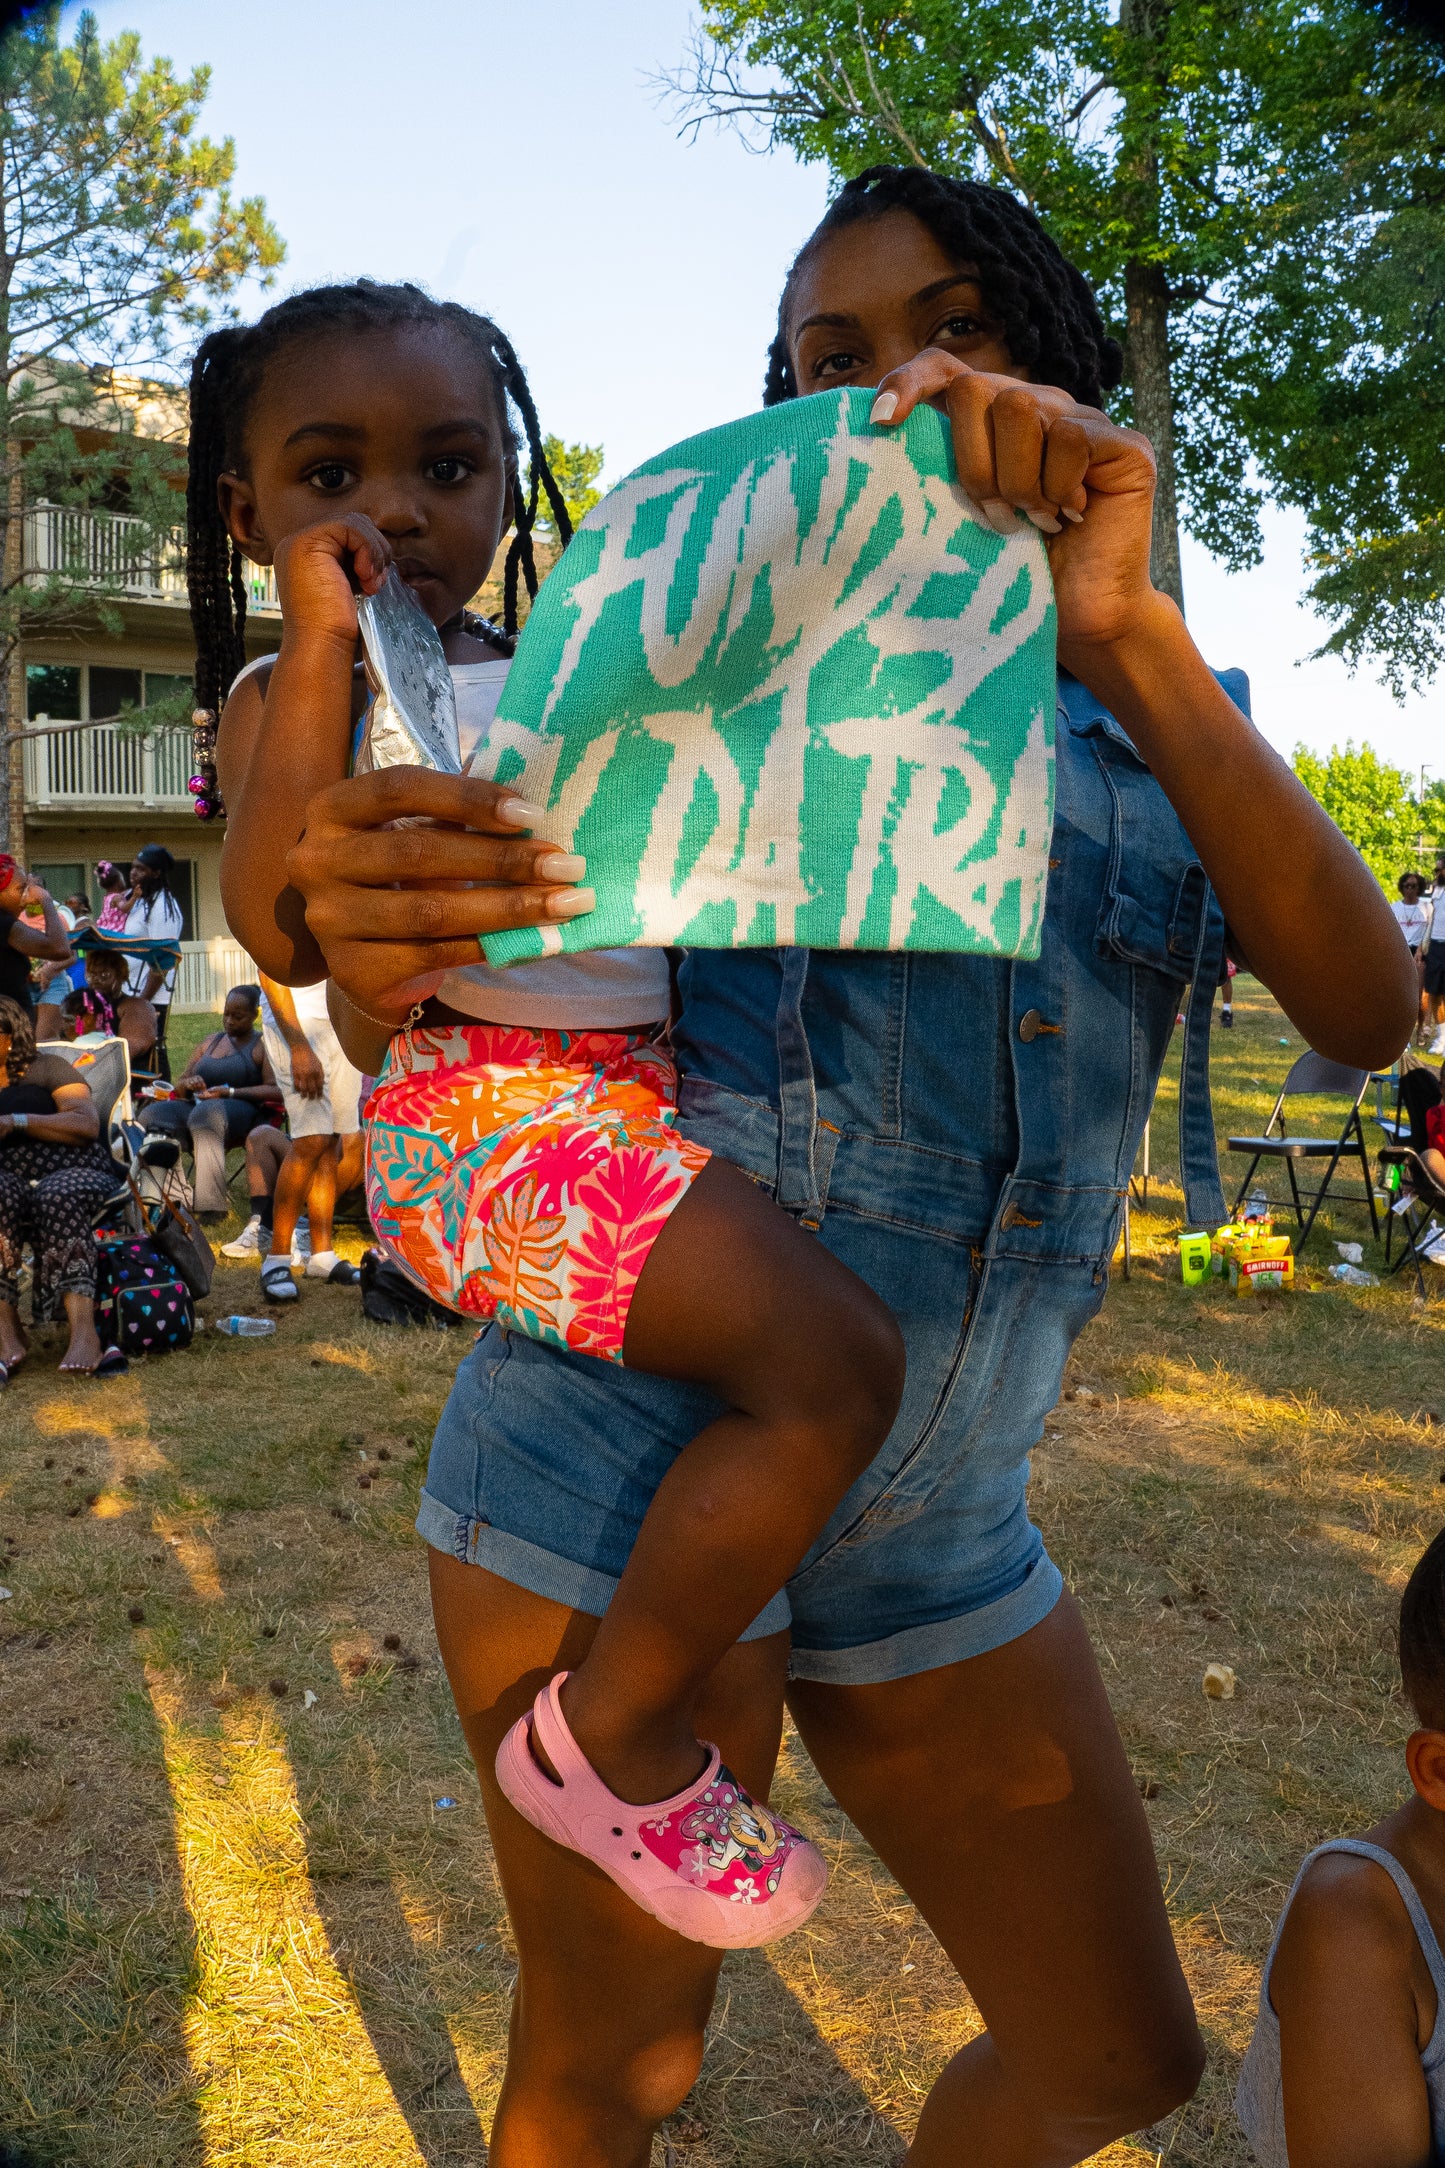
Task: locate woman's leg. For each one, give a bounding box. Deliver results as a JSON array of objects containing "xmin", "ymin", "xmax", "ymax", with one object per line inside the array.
[
  {"xmin": 431, "ymin": 1552, "xmax": 790, "ymax": 2168},
  {"xmin": 560, "ymin": 1156, "xmax": 905, "ymax": 1805},
  {"xmin": 29, "ymin": 1160, "xmax": 117, "ymax": 1372},
  {"xmin": 186, "ymin": 1099, "xmax": 233, "ymax": 1215},
  {"xmin": 789, "ymin": 1593, "xmax": 1203, "ymax": 2168},
  {"xmin": 0, "ymin": 1162, "xmax": 29, "ymax": 1367},
  {"xmin": 57, "ymin": 1287, "xmax": 103, "ymax": 1373}
]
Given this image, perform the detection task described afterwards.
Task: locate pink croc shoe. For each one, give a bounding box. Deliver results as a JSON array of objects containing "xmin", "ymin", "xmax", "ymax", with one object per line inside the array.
[{"xmin": 495, "ymin": 1672, "xmax": 827, "ymax": 1948}]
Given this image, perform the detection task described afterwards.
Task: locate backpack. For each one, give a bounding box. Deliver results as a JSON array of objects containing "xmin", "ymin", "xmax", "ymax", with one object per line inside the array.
[
  {"xmin": 95, "ymin": 1235, "xmax": 195, "ymax": 1357},
  {"xmin": 358, "ymin": 1247, "xmax": 465, "ymax": 1330}
]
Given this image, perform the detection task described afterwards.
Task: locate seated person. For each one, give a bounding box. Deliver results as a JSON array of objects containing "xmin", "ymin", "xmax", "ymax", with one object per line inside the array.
[
  {"xmin": 138, "ymin": 984, "xmax": 281, "ymax": 1219},
  {"xmin": 78, "ymin": 947, "xmax": 156, "ymax": 1072},
  {"xmin": 1237, "ymin": 1527, "xmax": 1445, "ymax": 2163},
  {"xmin": 0, "ymin": 993, "xmax": 124, "ymax": 1378},
  {"xmin": 221, "ymin": 1120, "xmax": 365, "ymax": 1267}
]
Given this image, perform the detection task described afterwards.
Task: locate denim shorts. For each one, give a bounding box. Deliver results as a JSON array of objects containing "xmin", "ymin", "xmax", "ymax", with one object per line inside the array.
[{"xmin": 417, "ymin": 987, "xmax": 1072, "ymax": 1687}]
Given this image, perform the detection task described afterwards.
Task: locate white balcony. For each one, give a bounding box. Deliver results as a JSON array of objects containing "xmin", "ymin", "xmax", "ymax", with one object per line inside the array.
[
  {"xmin": 23, "ymin": 717, "xmax": 195, "ymax": 812},
  {"xmin": 23, "ymin": 503, "xmax": 278, "ymax": 613}
]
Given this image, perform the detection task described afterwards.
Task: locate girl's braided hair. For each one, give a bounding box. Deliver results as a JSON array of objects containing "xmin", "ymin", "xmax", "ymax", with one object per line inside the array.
[
  {"xmin": 764, "ymin": 166, "xmax": 1123, "ymax": 412},
  {"xmin": 185, "ymin": 281, "xmax": 573, "ymax": 819}
]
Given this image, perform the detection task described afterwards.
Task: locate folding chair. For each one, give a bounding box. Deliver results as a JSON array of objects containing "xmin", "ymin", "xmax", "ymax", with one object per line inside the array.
[
  {"xmin": 39, "ymin": 1034, "xmax": 143, "ymax": 1228},
  {"xmin": 1226, "ymin": 1050, "xmax": 1380, "ymax": 1251},
  {"xmin": 1377, "ymin": 1146, "xmax": 1445, "ymax": 1299}
]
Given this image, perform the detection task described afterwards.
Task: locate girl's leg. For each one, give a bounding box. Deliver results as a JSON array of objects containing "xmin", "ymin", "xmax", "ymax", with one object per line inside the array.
[
  {"xmin": 789, "ymin": 1592, "xmax": 1203, "ymax": 2168},
  {"xmin": 431, "ymin": 1551, "xmax": 790, "ymax": 2168},
  {"xmin": 559, "ymin": 1155, "xmax": 905, "ymax": 1806}
]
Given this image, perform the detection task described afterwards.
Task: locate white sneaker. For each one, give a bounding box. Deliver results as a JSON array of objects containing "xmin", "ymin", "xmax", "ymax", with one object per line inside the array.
[
  {"xmin": 221, "ymin": 1214, "xmax": 263, "ymax": 1258},
  {"xmin": 1430, "ymin": 1031, "xmax": 1445, "ymax": 1057}
]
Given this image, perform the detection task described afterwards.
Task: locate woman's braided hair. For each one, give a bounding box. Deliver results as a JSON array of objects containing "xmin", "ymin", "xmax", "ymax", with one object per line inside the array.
[
  {"xmin": 185, "ymin": 281, "xmax": 573, "ymax": 819},
  {"xmin": 0, "ymin": 995, "xmax": 36, "ymax": 1085},
  {"xmin": 763, "ymin": 166, "xmax": 1123, "ymax": 412}
]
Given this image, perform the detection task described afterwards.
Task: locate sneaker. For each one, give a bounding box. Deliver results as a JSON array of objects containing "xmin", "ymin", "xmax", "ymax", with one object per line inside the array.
[
  {"xmin": 1430, "ymin": 1031, "xmax": 1445, "ymax": 1057},
  {"xmin": 1220, "ymin": 1008, "xmax": 1233, "ymax": 1028},
  {"xmin": 221, "ymin": 1214, "xmax": 264, "ymax": 1258}
]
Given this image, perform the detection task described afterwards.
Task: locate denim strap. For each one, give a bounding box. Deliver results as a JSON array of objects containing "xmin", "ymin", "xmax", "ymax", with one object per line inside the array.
[
  {"xmin": 774, "ymin": 946, "xmax": 835, "ymax": 1223},
  {"xmin": 1178, "ymin": 894, "xmax": 1227, "ymax": 1228}
]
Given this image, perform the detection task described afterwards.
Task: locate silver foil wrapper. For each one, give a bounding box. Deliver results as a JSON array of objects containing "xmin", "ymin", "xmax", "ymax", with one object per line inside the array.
[{"xmin": 355, "ymin": 567, "xmax": 461, "ymax": 775}]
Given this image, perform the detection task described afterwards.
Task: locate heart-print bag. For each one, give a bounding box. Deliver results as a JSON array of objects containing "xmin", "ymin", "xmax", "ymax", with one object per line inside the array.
[{"xmin": 95, "ymin": 1235, "xmax": 195, "ymax": 1357}]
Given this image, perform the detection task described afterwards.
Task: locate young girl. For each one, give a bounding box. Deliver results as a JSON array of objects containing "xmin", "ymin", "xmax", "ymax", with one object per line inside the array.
[
  {"xmin": 194, "ymin": 280, "xmax": 907, "ymax": 1948},
  {"xmin": 1237, "ymin": 1527, "xmax": 1445, "ymax": 2164}
]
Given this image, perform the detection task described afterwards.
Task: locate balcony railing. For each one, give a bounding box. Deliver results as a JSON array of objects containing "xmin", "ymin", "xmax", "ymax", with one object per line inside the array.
[
  {"xmin": 23, "ymin": 718, "xmax": 195, "ymax": 812},
  {"xmin": 23, "ymin": 502, "xmax": 279, "ymax": 612}
]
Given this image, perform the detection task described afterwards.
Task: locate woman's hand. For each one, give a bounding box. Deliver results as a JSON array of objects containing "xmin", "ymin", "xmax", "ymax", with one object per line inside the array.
[
  {"xmin": 868, "ymin": 350, "xmax": 1157, "ymax": 654},
  {"xmin": 272, "ymin": 513, "xmax": 392, "ymax": 656},
  {"xmin": 287, "ymin": 769, "xmax": 593, "ymax": 1028}
]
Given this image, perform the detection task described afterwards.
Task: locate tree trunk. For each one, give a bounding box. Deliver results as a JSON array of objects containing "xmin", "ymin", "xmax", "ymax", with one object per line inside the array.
[
  {"xmin": 2, "ymin": 450, "xmax": 21, "ymax": 859},
  {"xmin": 1124, "ymin": 260, "xmax": 1185, "ymax": 613}
]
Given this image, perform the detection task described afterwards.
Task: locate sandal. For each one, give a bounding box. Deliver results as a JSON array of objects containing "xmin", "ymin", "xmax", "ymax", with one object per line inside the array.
[
  {"xmin": 495, "ymin": 1672, "xmax": 827, "ymax": 1948},
  {"xmin": 261, "ymin": 1257, "xmax": 298, "ymax": 1304}
]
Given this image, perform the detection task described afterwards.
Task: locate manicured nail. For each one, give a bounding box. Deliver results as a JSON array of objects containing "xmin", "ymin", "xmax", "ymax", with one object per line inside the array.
[
  {"xmin": 1060, "ymin": 506, "xmax": 1085, "ymax": 525},
  {"xmin": 981, "ymin": 500, "xmax": 1020, "ymax": 534},
  {"xmin": 547, "ymin": 886, "xmax": 595, "ymax": 920},
  {"xmin": 1023, "ymin": 508, "xmax": 1063, "ymax": 535},
  {"xmin": 537, "ymin": 852, "xmax": 586, "ymax": 882},
  {"xmin": 497, "ymin": 796, "xmax": 548, "ymax": 828},
  {"xmin": 869, "ymin": 391, "xmax": 899, "ymax": 424}
]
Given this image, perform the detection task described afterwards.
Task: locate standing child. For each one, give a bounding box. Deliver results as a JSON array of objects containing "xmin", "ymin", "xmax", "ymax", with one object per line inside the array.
[
  {"xmin": 191, "ymin": 281, "xmax": 908, "ymax": 1949},
  {"xmin": 1237, "ymin": 1527, "xmax": 1445, "ymax": 2163}
]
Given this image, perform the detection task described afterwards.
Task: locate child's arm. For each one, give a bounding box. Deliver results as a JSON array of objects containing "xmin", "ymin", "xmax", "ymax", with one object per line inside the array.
[
  {"xmin": 1269, "ymin": 1852, "xmax": 1434, "ymax": 2166},
  {"xmin": 872, "ymin": 355, "xmax": 1416, "ymax": 1071},
  {"xmin": 217, "ymin": 515, "xmax": 391, "ymax": 985}
]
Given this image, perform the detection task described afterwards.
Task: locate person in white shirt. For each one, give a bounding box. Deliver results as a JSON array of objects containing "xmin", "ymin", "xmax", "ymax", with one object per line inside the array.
[
  {"xmin": 255, "ymin": 974, "xmax": 362, "ymax": 1302},
  {"xmin": 123, "ymin": 846, "xmax": 185, "ymax": 1078},
  {"xmin": 1393, "ymin": 871, "xmax": 1430, "ymax": 953},
  {"xmin": 1422, "ymin": 878, "xmax": 1445, "ymax": 1056}
]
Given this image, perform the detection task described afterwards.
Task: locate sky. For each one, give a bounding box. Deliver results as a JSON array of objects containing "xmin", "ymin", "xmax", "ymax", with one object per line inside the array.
[{"xmin": 77, "ymin": 0, "xmax": 1441, "ymax": 782}]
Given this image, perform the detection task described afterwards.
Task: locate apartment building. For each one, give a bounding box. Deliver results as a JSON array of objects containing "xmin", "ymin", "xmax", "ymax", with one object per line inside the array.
[{"xmin": 18, "ymin": 372, "xmax": 280, "ymax": 1007}]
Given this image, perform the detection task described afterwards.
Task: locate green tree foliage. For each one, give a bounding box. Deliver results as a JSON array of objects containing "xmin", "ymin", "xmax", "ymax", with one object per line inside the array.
[
  {"xmin": 665, "ymin": 0, "xmax": 1445, "ymax": 674},
  {"xmin": 530, "ymin": 434, "xmax": 605, "ymax": 545},
  {"xmin": 0, "ymin": 5, "xmax": 284, "ymax": 850},
  {"xmin": 1292, "ymin": 741, "xmax": 1442, "ymax": 885}
]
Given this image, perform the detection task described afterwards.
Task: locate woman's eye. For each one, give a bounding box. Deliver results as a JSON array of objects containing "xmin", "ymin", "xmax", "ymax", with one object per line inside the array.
[
  {"xmin": 811, "ymin": 349, "xmax": 863, "ymax": 381},
  {"xmin": 426, "ymin": 456, "xmax": 474, "ymax": 485},
  {"xmin": 306, "ymin": 462, "xmax": 353, "ymax": 494}
]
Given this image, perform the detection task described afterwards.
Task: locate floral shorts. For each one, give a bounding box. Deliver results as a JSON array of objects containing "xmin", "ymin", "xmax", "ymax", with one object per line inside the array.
[{"xmin": 364, "ymin": 1023, "xmax": 711, "ymax": 1362}]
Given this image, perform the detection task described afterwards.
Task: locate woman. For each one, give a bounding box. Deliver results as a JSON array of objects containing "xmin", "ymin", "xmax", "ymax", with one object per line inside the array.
[
  {"xmin": 0, "ymin": 864, "xmax": 71, "ymax": 1018},
  {"xmin": 1394, "ymin": 872, "xmax": 1432, "ymax": 1041},
  {"xmin": 244, "ymin": 170, "xmax": 1415, "ymax": 2164},
  {"xmin": 123, "ymin": 844, "xmax": 185, "ymax": 1079},
  {"xmin": 0, "ymin": 994, "xmax": 124, "ymax": 1380},
  {"xmin": 138, "ymin": 983, "xmax": 281, "ymax": 1217}
]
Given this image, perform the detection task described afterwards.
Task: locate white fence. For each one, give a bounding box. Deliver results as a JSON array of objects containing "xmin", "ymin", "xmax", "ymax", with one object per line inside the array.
[
  {"xmin": 23, "ymin": 503, "xmax": 279, "ymax": 612},
  {"xmin": 172, "ymin": 940, "xmax": 259, "ymax": 1014},
  {"xmin": 23, "ymin": 719, "xmax": 194, "ymax": 811}
]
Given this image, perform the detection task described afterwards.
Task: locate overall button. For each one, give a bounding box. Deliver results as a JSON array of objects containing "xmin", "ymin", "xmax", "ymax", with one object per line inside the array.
[{"xmin": 1018, "ymin": 1008, "xmax": 1043, "ymax": 1042}]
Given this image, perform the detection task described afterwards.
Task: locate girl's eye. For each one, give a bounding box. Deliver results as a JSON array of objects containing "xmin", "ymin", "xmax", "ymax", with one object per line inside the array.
[
  {"xmin": 306, "ymin": 462, "xmax": 353, "ymax": 494},
  {"xmin": 811, "ymin": 348, "xmax": 863, "ymax": 381},
  {"xmin": 936, "ymin": 313, "xmax": 986, "ymax": 342},
  {"xmin": 426, "ymin": 456, "xmax": 475, "ymax": 485}
]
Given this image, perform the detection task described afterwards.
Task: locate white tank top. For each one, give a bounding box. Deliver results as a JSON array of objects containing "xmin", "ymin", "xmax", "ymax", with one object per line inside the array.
[{"xmin": 229, "ymin": 652, "xmax": 670, "ymax": 1031}]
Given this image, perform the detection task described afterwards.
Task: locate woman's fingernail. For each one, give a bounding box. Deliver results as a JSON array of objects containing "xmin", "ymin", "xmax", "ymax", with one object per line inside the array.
[
  {"xmin": 1060, "ymin": 506, "xmax": 1085, "ymax": 525},
  {"xmin": 869, "ymin": 391, "xmax": 899, "ymax": 424},
  {"xmin": 498, "ymin": 796, "xmax": 549, "ymax": 828},
  {"xmin": 537, "ymin": 852, "xmax": 586, "ymax": 882},
  {"xmin": 982, "ymin": 500, "xmax": 1020, "ymax": 534},
  {"xmin": 1023, "ymin": 508, "xmax": 1064, "ymax": 535},
  {"xmin": 547, "ymin": 886, "xmax": 595, "ymax": 920}
]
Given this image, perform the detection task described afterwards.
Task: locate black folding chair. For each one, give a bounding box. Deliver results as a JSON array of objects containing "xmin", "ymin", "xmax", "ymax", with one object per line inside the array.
[
  {"xmin": 1377, "ymin": 1146, "xmax": 1445, "ymax": 1298},
  {"xmin": 1226, "ymin": 1050, "xmax": 1379, "ymax": 1251}
]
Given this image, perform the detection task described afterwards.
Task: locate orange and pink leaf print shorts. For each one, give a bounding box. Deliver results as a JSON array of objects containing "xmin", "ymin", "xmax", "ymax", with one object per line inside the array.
[{"xmin": 364, "ymin": 1023, "xmax": 711, "ymax": 1362}]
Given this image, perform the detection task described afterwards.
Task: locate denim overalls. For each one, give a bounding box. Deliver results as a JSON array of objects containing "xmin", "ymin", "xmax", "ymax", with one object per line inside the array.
[{"xmin": 418, "ymin": 673, "xmax": 1238, "ymax": 1684}]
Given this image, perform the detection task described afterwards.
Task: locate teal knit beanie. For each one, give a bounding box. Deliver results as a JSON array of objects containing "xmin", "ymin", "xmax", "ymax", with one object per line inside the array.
[{"xmin": 479, "ymin": 385, "xmax": 1057, "ymax": 967}]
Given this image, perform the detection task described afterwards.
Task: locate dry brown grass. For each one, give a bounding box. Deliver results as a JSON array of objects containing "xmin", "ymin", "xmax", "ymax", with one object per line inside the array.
[{"xmin": 0, "ymin": 988, "xmax": 1441, "ymax": 2164}]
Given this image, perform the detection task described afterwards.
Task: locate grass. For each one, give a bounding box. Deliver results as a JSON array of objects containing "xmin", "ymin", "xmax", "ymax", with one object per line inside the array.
[{"xmin": 0, "ymin": 988, "xmax": 1441, "ymax": 2164}]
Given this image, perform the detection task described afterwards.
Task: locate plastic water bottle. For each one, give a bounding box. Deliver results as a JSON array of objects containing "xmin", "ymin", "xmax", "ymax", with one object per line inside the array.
[{"xmin": 214, "ymin": 1315, "xmax": 276, "ymax": 1337}]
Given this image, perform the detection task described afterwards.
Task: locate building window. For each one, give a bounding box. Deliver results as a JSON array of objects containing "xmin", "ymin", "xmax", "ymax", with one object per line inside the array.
[
  {"xmin": 31, "ymin": 862, "xmax": 89, "ymax": 912},
  {"xmin": 26, "ymin": 663, "xmax": 81, "ymax": 719},
  {"xmin": 88, "ymin": 665, "xmax": 143, "ymax": 722}
]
